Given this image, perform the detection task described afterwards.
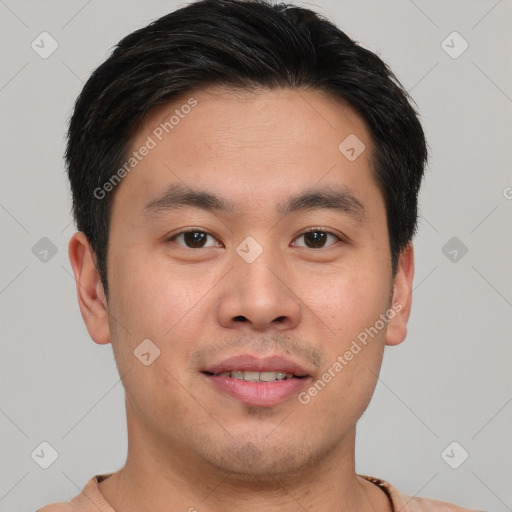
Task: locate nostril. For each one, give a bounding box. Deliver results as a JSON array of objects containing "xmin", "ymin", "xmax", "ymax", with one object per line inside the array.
[{"xmin": 234, "ymin": 315, "xmax": 248, "ymax": 322}]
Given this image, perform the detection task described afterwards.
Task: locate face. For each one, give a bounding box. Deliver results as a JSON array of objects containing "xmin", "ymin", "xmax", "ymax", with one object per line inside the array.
[{"xmin": 72, "ymin": 86, "xmax": 413, "ymax": 480}]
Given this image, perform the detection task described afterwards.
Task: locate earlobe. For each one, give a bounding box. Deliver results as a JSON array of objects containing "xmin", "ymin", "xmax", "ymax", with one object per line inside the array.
[
  {"xmin": 68, "ymin": 231, "xmax": 111, "ymax": 345},
  {"xmin": 385, "ymin": 242, "xmax": 415, "ymax": 347}
]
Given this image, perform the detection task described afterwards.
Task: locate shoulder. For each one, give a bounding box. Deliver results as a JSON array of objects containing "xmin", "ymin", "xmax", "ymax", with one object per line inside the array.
[
  {"xmin": 401, "ymin": 494, "xmax": 483, "ymax": 512},
  {"xmin": 359, "ymin": 474, "xmax": 482, "ymax": 512},
  {"xmin": 36, "ymin": 473, "xmax": 115, "ymax": 512},
  {"xmin": 37, "ymin": 504, "xmax": 74, "ymax": 512}
]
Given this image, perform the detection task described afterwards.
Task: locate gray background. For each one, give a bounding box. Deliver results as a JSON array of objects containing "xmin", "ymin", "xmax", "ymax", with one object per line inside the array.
[{"xmin": 1, "ymin": 0, "xmax": 511, "ymax": 510}]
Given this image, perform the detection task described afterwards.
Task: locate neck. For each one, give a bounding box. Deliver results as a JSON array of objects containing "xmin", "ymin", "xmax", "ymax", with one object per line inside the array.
[{"xmin": 98, "ymin": 401, "xmax": 392, "ymax": 512}]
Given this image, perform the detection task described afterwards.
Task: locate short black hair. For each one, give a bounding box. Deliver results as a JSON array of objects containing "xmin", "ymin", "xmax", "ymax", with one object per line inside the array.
[{"xmin": 66, "ymin": 0, "xmax": 428, "ymax": 299}]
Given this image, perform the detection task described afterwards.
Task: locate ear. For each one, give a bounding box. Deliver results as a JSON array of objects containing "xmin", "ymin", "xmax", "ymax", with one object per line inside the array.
[
  {"xmin": 385, "ymin": 242, "xmax": 415, "ymax": 346},
  {"xmin": 68, "ymin": 231, "xmax": 111, "ymax": 345}
]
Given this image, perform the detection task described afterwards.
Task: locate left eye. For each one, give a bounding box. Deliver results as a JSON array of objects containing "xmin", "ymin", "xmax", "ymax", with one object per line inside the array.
[
  {"xmin": 293, "ymin": 230, "xmax": 341, "ymax": 249},
  {"xmin": 169, "ymin": 230, "xmax": 221, "ymax": 249}
]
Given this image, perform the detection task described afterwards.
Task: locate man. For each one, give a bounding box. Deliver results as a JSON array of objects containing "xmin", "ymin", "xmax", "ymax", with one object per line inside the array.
[{"xmin": 37, "ymin": 0, "xmax": 478, "ymax": 510}]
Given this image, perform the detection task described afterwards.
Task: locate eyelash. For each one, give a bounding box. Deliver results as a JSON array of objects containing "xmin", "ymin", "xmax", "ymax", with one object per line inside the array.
[{"xmin": 166, "ymin": 227, "xmax": 344, "ymax": 249}]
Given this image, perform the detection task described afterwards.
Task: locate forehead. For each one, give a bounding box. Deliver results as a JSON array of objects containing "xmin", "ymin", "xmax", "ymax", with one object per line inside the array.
[{"xmin": 111, "ymin": 85, "xmax": 381, "ymax": 219}]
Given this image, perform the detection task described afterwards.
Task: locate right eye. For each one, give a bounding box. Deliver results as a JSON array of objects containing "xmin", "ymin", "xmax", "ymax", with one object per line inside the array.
[{"xmin": 167, "ymin": 230, "xmax": 223, "ymax": 249}]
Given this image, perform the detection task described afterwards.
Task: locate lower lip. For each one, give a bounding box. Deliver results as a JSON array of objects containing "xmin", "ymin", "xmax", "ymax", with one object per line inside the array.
[{"xmin": 203, "ymin": 374, "xmax": 310, "ymax": 407}]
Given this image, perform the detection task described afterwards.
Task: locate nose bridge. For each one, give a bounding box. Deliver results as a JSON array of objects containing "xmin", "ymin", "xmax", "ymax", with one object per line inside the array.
[
  {"xmin": 215, "ymin": 234, "xmax": 301, "ymax": 331},
  {"xmin": 235, "ymin": 235, "xmax": 286, "ymax": 298}
]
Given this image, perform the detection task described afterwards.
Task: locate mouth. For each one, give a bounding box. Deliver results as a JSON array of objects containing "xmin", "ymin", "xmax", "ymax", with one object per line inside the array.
[
  {"xmin": 202, "ymin": 370, "xmax": 308, "ymax": 381},
  {"xmin": 201, "ymin": 355, "xmax": 313, "ymax": 407}
]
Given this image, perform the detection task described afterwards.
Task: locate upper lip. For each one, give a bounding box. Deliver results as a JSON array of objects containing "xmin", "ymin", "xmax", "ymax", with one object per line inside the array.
[{"xmin": 202, "ymin": 354, "xmax": 313, "ymax": 377}]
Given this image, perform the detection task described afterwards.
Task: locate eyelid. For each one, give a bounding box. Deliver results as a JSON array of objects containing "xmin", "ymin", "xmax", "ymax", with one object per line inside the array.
[
  {"xmin": 167, "ymin": 228, "xmax": 223, "ymax": 247},
  {"xmin": 300, "ymin": 226, "xmax": 343, "ymax": 237},
  {"xmin": 292, "ymin": 227, "xmax": 344, "ymax": 247}
]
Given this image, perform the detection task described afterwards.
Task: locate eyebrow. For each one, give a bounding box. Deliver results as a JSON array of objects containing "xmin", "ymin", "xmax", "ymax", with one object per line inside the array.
[{"xmin": 143, "ymin": 183, "xmax": 366, "ymax": 223}]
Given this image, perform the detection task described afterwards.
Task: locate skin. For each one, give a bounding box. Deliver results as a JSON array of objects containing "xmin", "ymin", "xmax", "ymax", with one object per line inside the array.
[{"xmin": 69, "ymin": 86, "xmax": 414, "ymax": 512}]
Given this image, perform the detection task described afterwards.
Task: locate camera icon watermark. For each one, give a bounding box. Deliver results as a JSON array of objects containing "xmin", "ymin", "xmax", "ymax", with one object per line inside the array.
[
  {"xmin": 441, "ymin": 441, "xmax": 469, "ymax": 469},
  {"xmin": 134, "ymin": 338, "xmax": 161, "ymax": 366},
  {"xmin": 32, "ymin": 237, "xmax": 58, "ymax": 263},
  {"xmin": 441, "ymin": 31, "xmax": 468, "ymax": 59},
  {"xmin": 338, "ymin": 134, "xmax": 366, "ymax": 162},
  {"xmin": 31, "ymin": 441, "xmax": 59, "ymax": 469},
  {"xmin": 237, "ymin": 441, "xmax": 263, "ymax": 467},
  {"xmin": 236, "ymin": 236, "xmax": 263, "ymax": 263},
  {"xmin": 31, "ymin": 31, "xmax": 59, "ymax": 59},
  {"xmin": 442, "ymin": 236, "xmax": 468, "ymax": 263}
]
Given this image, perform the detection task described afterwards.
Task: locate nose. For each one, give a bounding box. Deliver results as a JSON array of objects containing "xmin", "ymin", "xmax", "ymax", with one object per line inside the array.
[{"xmin": 215, "ymin": 248, "xmax": 301, "ymax": 333}]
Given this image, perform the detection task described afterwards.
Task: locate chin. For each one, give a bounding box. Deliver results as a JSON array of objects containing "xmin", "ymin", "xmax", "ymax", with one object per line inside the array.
[{"xmin": 200, "ymin": 434, "xmax": 327, "ymax": 483}]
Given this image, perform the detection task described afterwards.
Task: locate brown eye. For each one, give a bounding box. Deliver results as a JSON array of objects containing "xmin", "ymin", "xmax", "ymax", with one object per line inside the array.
[
  {"xmin": 293, "ymin": 230, "xmax": 340, "ymax": 249},
  {"xmin": 169, "ymin": 230, "xmax": 220, "ymax": 249}
]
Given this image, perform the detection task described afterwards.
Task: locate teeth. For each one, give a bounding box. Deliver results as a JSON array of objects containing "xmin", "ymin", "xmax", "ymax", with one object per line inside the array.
[
  {"xmin": 244, "ymin": 371, "xmax": 260, "ymax": 382},
  {"xmin": 215, "ymin": 370, "xmax": 295, "ymax": 381}
]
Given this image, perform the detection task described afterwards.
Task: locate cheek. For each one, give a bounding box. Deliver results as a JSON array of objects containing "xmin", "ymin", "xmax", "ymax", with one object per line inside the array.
[
  {"xmin": 109, "ymin": 248, "xmax": 213, "ymax": 338},
  {"xmin": 106, "ymin": 252, "xmax": 215, "ymax": 395},
  {"xmin": 300, "ymin": 265, "xmax": 390, "ymax": 404},
  {"xmin": 302, "ymin": 264, "xmax": 391, "ymax": 338}
]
